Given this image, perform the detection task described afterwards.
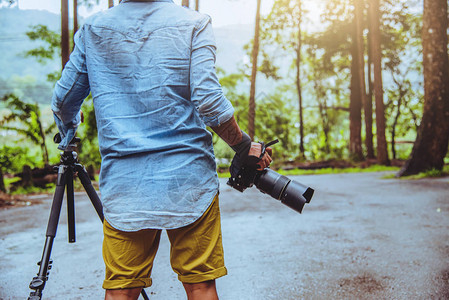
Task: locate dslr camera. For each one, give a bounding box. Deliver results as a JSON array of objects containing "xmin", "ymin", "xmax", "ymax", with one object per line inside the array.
[{"xmin": 227, "ymin": 140, "xmax": 314, "ymax": 213}]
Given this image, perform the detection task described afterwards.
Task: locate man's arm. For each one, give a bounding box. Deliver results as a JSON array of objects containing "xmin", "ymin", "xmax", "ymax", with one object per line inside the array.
[
  {"xmin": 209, "ymin": 115, "xmax": 242, "ymax": 146},
  {"xmin": 51, "ymin": 26, "xmax": 90, "ymax": 150},
  {"xmin": 211, "ymin": 116, "xmax": 272, "ymax": 170},
  {"xmin": 189, "ymin": 17, "xmax": 271, "ymax": 169}
]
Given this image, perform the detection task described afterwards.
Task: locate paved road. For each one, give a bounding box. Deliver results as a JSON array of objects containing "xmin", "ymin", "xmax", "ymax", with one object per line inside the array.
[{"xmin": 1, "ymin": 172, "xmax": 448, "ymax": 299}]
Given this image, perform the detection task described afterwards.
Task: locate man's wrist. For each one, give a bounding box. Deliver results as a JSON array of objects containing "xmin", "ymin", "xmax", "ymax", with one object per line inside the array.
[{"xmin": 230, "ymin": 131, "xmax": 252, "ymax": 157}]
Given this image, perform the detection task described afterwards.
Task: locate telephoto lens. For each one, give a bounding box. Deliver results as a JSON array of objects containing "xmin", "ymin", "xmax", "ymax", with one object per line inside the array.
[{"xmin": 255, "ymin": 169, "xmax": 314, "ymax": 213}]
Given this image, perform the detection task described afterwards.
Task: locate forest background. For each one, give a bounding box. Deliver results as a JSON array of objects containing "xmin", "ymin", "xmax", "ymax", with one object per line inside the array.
[{"xmin": 0, "ymin": 0, "xmax": 448, "ymax": 196}]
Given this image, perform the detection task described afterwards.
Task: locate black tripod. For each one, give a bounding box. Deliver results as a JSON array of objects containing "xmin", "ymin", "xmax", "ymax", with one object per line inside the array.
[{"xmin": 28, "ymin": 136, "xmax": 149, "ymax": 300}]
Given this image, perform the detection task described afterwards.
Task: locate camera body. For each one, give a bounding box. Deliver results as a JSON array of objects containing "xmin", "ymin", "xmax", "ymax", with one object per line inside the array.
[{"xmin": 227, "ymin": 164, "xmax": 314, "ymax": 214}]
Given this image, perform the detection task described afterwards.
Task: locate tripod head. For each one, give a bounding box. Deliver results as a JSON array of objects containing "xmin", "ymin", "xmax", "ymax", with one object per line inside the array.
[
  {"xmin": 53, "ymin": 133, "xmax": 81, "ymax": 165},
  {"xmin": 53, "ymin": 132, "xmax": 80, "ymax": 152}
]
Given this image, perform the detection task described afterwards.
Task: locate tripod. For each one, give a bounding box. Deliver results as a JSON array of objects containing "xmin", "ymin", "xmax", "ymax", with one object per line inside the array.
[{"xmin": 28, "ymin": 137, "xmax": 149, "ymax": 300}]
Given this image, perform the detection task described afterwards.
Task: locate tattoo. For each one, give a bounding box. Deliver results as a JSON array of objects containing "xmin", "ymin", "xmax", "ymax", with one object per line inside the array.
[{"xmin": 211, "ymin": 116, "xmax": 243, "ymax": 146}]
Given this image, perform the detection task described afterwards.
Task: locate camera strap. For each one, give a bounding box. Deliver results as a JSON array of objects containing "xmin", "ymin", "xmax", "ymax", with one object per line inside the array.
[{"xmin": 258, "ymin": 139, "xmax": 279, "ymax": 159}]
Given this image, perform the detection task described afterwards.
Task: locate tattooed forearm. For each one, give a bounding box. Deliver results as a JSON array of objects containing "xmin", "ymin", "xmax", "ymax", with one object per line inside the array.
[{"xmin": 210, "ymin": 115, "xmax": 243, "ymax": 146}]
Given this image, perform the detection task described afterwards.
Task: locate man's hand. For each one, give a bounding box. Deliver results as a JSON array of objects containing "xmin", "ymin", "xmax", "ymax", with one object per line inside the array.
[
  {"xmin": 211, "ymin": 115, "xmax": 273, "ymax": 170},
  {"xmin": 248, "ymin": 143, "xmax": 273, "ymax": 170}
]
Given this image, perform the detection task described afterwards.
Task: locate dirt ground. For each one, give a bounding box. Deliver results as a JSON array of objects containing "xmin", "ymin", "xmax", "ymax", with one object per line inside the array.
[{"xmin": 1, "ymin": 172, "xmax": 448, "ymax": 299}]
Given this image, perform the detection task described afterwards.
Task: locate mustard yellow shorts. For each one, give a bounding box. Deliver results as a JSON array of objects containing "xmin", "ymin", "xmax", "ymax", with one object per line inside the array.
[{"xmin": 102, "ymin": 194, "xmax": 227, "ymax": 290}]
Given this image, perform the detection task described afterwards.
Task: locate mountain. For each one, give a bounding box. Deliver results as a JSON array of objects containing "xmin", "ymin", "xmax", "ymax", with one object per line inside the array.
[
  {"xmin": 0, "ymin": 7, "xmax": 61, "ymax": 80},
  {"xmin": 0, "ymin": 7, "xmax": 253, "ymax": 81}
]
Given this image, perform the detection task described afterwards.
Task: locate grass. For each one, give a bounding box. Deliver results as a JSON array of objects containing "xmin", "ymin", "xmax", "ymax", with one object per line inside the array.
[
  {"xmin": 278, "ymin": 165, "xmax": 400, "ymax": 176},
  {"xmin": 5, "ymin": 164, "xmax": 447, "ymax": 193},
  {"xmin": 381, "ymin": 165, "xmax": 449, "ymax": 179},
  {"xmin": 217, "ymin": 165, "xmax": 400, "ymax": 178},
  {"xmin": 10, "ymin": 184, "xmax": 55, "ymax": 196},
  {"xmin": 4, "ymin": 176, "xmax": 21, "ymax": 187}
]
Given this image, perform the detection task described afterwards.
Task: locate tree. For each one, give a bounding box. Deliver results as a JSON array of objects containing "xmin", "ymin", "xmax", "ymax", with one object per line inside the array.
[
  {"xmin": 262, "ymin": 0, "xmax": 306, "ymax": 157},
  {"xmin": 398, "ymin": 0, "xmax": 449, "ymax": 176},
  {"xmin": 182, "ymin": 0, "xmax": 189, "ymax": 7},
  {"xmin": 349, "ymin": 0, "xmax": 364, "ymax": 161},
  {"xmin": 1, "ymin": 94, "xmax": 55, "ymax": 166},
  {"xmin": 74, "ymin": 0, "xmax": 79, "ymax": 38},
  {"xmin": 313, "ymin": 0, "xmax": 362, "ymax": 160},
  {"xmin": 368, "ymin": 0, "xmax": 389, "ymax": 165},
  {"xmin": 248, "ymin": 0, "xmax": 262, "ymax": 139},
  {"xmin": 195, "ymin": 0, "xmax": 199, "ymax": 11},
  {"xmin": 294, "ymin": 1, "xmax": 305, "ymax": 158},
  {"xmin": 365, "ymin": 27, "xmax": 375, "ymax": 159},
  {"xmin": 25, "ymin": 25, "xmax": 60, "ymax": 63},
  {"xmin": 109, "ymin": 0, "xmax": 113, "ymax": 8},
  {"xmin": 388, "ymin": 70, "xmax": 413, "ymax": 159},
  {"xmin": 381, "ymin": 6, "xmax": 423, "ymax": 160},
  {"xmin": 355, "ymin": 0, "xmax": 368, "ymax": 160},
  {"xmin": 61, "ymin": 0, "xmax": 70, "ymax": 69}
]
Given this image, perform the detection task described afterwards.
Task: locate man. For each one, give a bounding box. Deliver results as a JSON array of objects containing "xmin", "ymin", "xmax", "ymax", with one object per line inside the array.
[{"xmin": 52, "ymin": 1, "xmax": 272, "ymax": 299}]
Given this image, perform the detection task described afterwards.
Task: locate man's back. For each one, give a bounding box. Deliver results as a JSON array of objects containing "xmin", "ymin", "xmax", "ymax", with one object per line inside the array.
[{"xmin": 60, "ymin": 0, "xmax": 234, "ymax": 230}]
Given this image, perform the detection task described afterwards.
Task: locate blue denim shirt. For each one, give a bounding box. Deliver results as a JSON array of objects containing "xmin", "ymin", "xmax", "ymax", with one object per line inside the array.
[{"xmin": 51, "ymin": 0, "xmax": 234, "ymax": 230}]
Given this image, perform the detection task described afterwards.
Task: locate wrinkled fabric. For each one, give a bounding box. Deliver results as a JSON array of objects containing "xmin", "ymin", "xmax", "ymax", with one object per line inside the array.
[{"xmin": 51, "ymin": 0, "xmax": 234, "ymax": 230}]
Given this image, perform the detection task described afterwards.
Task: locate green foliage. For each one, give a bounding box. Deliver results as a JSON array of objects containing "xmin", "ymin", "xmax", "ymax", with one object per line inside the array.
[
  {"xmin": 218, "ymin": 70, "xmax": 297, "ymax": 160},
  {"xmin": 254, "ymin": 90, "xmax": 296, "ymax": 159},
  {"xmin": 253, "ymin": 0, "xmax": 425, "ymax": 162},
  {"xmin": 1, "ymin": 94, "xmax": 54, "ymax": 165},
  {"xmin": 77, "ymin": 97, "xmax": 102, "ymax": 169},
  {"xmin": 25, "ymin": 25, "xmax": 60, "ymax": 64},
  {"xmin": 24, "ymin": 25, "xmax": 63, "ymax": 83},
  {"xmin": 0, "ymin": 145, "xmax": 39, "ymax": 174}
]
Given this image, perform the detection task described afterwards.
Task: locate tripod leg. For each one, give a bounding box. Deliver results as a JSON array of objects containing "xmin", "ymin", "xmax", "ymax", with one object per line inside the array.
[
  {"xmin": 29, "ymin": 165, "xmax": 68, "ymax": 300},
  {"xmin": 66, "ymin": 168, "xmax": 76, "ymax": 243},
  {"xmin": 75, "ymin": 164, "xmax": 104, "ymax": 221},
  {"xmin": 75, "ymin": 164, "xmax": 150, "ymax": 300}
]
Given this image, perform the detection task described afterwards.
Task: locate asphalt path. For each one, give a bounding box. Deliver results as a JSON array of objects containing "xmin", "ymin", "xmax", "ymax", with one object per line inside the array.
[{"xmin": 1, "ymin": 172, "xmax": 448, "ymax": 299}]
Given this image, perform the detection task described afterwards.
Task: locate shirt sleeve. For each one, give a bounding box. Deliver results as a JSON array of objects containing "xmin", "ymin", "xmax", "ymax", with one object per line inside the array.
[
  {"xmin": 51, "ymin": 26, "xmax": 91, "ymax": 150},
  {"xmin": 190, "ymin": 16, "xmax": 234, "ymax": 127}
]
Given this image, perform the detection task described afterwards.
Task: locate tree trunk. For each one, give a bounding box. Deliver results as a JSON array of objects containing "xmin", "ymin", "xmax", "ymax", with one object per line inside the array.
[
  {"xmin": 36, "ymin": 106, "xmax": 49, "ymax": 165},
  {"xmin": 22, "ymin": 165, "xmax": 32, "ymax": 188},
  {"xmin": 365, "ymin": 30, "xmax": 375, "ymax": 159},
  {"xmin": 368, "ymin": 0, "xmax": 389, "ymax": 165},
  {"xmin": 349, "ymin": 44, "xmax": 363, "ymax": 161},
  {"xmin": 182, "ymin": 0, "xmax": 189, "ymax": 7},
  {"xmin": 391, "ymin": 91, "xmax": 403, "ymax": 160},
  {"xmin": 296, "ymin": 1, "xmax": 305, "ymax": 159},
  {"xmin": 398, "ymin": 0, "xmax": 449, "ymax": 176},
  {"xmin": 349, "ymin": 0, "xmax": 364, "ymax": 161},
  {"xmin": 195, "ymin": 0, "xmax": 199, "ymax": 11},
  {"xmin": 315, "ymin": 79, "xmax": 330, "ymax": 154},
  {"xmin": 358, "ymin": 0, "xmax": 374, "ymax": 159},
  {"xmin": 73, "ymin": 0, "xmax": 78, "ymax": 51},
  {"xmin": 109, "ymin": 0, "xmax": 114, "ymax": 8},
  {"xmin": 61, "ymin": 0, "xmax": 70, "ymax": 69},
  {"xmin": 0, "ymin": 168, "xmax": 5, "ymax": 193},
  {"xmin": 74, "ymin": 0, "xmax": 78, "ymax": 33},
  {"xmin": 248, "ymin": 0, "xmax": 262, "ymax": 140}
]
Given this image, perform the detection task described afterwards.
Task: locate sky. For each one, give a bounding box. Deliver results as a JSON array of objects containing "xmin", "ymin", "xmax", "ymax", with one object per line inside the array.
[{"xmin": 12, "ymin": 0, "xmax": 277, "ymax": 28}]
